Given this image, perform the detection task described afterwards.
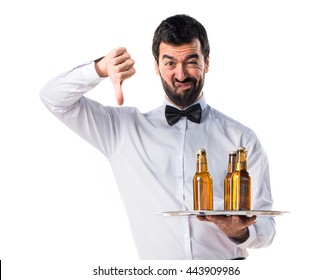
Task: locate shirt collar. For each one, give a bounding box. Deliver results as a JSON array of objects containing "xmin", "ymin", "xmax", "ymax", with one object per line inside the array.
[{"xmin": 163, "ymin": 94, "xmax": 207, "ymax": 111}]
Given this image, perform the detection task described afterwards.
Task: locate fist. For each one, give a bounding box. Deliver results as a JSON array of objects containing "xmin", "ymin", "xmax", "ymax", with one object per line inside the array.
[{"xmin": 95, "ymin": 47, "xmax": 135, "ymax": 105}]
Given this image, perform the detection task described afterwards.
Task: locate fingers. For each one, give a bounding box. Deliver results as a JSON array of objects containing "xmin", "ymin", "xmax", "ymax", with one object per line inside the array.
[
  {"xmin": 198, "ymin": 215, "xmax": 257, "ymax": 229},
  {"xmin": 196, "ymin": 215, "xmax": 209, "ymax": 222},
  {"xmin": 109, "ymin": 47, "xmax": 132, "ymax": 66},
  {"xmin": 105, "ymin": 47, "xmax": 136, "ymax": 105},
  {"xmin": 241, "ymin": 215, "xmax": 257, "ymax": 227}
]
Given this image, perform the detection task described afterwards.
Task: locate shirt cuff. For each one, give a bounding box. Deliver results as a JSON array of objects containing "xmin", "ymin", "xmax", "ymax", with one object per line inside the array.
[{"xmin": 81, "ymin": 60, "xmax": 106, "ymax": 84}]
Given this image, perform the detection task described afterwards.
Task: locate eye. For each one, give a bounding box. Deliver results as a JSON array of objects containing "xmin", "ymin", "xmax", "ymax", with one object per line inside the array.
[
  {"xmin": 187, "ymin": 60, "xmax": 198, "ymax": 66},
  {"xmin": 165, "ymin": 61, "xmax": 175, "ymax": 66}
]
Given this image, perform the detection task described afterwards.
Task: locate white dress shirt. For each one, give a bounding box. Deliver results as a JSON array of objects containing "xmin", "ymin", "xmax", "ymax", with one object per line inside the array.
[{"xmin": 40, "ymin": 61, "xmax": 275, "ymax": 260}]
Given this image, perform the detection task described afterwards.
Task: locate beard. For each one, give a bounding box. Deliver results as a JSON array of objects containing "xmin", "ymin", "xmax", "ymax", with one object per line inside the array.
[{"xmin": 160, "ymin": 74, "xmax": 205, "ymax": 108}]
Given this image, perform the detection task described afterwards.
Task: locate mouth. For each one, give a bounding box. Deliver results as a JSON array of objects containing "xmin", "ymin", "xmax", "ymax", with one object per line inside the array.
[{"xmin": 174, "ymin": 81, "xmax": 192, "ymax": 90}]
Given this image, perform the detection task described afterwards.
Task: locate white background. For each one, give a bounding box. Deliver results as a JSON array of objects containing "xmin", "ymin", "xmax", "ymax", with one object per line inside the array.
[{"xmin": 0, "ymin": 0, "xmax": 330, "ymax": 279}]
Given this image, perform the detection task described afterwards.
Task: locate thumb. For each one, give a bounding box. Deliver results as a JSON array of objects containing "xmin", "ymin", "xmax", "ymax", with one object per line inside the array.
[{"xmin": 113, "ymin": 81, "xmax": 124, "ymax": 106}]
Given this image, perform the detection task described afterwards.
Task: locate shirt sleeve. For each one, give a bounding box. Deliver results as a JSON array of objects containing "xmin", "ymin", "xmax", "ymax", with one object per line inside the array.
[
  {"xmin": 237, "ymin": 129, "xmax": 276, "ymax": 249},
  {"xmin": 39, "ymin": 61, "xmax": 121, "ymax": 159},
  {"xmin": 40, "ymin": 61, "xmax": 104, "ymax": 111}
]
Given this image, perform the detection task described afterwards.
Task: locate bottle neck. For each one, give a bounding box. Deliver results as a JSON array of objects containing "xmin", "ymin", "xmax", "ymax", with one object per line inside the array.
[
  {"xmin": 235, "ymin": 150, "xmax": 248, "ymax": 171},
  {"xmin": 228, "ymin": 153, "xmax": 236, "ymax": 173},
  {"xmin": 196, "ymin": 155, "xmax": 208, "ymax": 173},
  {"xmin": 235, "ymin": 161, "xmax": 247, "ymax": 171}
]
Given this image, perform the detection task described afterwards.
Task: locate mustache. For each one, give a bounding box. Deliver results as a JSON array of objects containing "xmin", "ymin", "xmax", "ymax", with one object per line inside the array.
[{"xmin": 173, "ymin": 77, "xmax": 196, "ymax": 83}]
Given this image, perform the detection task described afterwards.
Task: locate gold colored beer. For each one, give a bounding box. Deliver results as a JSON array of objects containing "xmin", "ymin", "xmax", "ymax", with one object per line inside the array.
[
  {"xmin": 224, "ymin": 151, "xmax": 237, "ymax": 210},
  {"xmin": 231, "ymin": 147, "xmax": 251, "ymax": 210},
  {"xmin": 193, "ymin": 149, "xmax": 213, "ymax": 210}
]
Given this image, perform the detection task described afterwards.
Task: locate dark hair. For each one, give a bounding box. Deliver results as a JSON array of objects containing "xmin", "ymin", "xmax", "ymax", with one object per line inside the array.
[{"xmin": 152, "ymin": 14, "xmax": 210, "ymax": 63}]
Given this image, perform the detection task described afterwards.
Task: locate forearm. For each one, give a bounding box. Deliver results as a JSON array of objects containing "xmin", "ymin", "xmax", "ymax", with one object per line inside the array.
[
  {"xmin": 39, "ymin": 61, "xmax": 104, "ymax": 113},
  {"xmin": 39, "ymin": 60, "xmax": 119, "ymax": 158}
]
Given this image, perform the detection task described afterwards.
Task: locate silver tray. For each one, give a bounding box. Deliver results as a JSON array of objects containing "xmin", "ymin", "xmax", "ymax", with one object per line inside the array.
[{"xmin": 160, "ymin": 210, "xmax": 288, "ymax": 217}]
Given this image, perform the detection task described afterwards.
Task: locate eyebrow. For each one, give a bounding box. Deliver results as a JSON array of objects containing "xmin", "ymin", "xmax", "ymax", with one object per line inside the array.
[{"xmin": 161, "ymin": 53, "xmax": 200, "ymax": 61}]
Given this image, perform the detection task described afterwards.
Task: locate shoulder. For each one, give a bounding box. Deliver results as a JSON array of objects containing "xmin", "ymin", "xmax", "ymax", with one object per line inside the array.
[
  {"xmin": 206, "ymin": 105, "xmax": 258, "ymax": 140},
  {"xmin": 207, "ymin": 105, "xmax": 249, "ymax": 129},
  {"xmin": 113, "ymin": 105, "xmax": 163, "ymax": 117},
  {"xmin": 107, "ymin": 105, "xmax": 164, "ymax": 124}
]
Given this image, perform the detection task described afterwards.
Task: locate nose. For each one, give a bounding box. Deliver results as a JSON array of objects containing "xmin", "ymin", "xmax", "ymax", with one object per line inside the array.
[{"xmin": 174, "ymin": 64, "xmax": 187, "ymax": 82}]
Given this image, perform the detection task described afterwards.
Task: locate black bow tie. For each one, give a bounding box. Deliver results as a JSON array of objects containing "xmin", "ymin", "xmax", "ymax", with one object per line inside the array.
[{"xmin": 165, "ymin": 103, "xmax": 202, "ymax": 126}]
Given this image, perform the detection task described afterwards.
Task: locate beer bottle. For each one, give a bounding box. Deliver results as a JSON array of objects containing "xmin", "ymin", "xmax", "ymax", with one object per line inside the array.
[
  {"xmin": 231, "ymin": 147, "xmax": 251, "ymax": 210},
  {"xmin": 224, "ymin": 151, "xmax": 237, "ymax": 210},
  {"xmin": 193, "ymin": 149, "xmax": 213, "ymax": 210}
]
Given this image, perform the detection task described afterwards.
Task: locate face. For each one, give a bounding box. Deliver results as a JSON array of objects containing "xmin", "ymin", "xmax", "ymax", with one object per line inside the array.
[{"xmin": 155, "ymin": 39, "xmax": 209, "ymax": 108}]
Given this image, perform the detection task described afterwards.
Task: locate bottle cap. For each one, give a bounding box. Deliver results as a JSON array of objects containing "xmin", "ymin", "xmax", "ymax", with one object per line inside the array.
[{"xmin": 197, "ymin": 149, "xmax": 206, "ymax": 155}]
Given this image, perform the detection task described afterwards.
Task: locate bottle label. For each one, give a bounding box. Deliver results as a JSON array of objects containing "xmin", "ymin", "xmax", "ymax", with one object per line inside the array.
[{"xmin": 239, "ymin": 176, "xmax": 251, "ymax": 210}]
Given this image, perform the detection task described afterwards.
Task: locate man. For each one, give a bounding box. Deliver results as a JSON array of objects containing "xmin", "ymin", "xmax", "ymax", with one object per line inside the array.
[{"xmin": 40, "ymin": 14, "xmax": 275, "ymax": 259}]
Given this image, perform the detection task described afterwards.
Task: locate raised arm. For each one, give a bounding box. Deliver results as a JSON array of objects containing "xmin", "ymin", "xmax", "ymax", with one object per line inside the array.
[{"xmin": 39, "ymin": 48, "xmax": 135, "ymax": 158}]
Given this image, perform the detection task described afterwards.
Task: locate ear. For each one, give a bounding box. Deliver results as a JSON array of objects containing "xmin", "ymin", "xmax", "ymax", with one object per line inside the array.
[
  {"xmin": 154, "ymin": 60, "xmax": 160, "ymax": 75},
  {"xmin": 205, "ymin": 57, "xmax": 210, "ymax": 73}
]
